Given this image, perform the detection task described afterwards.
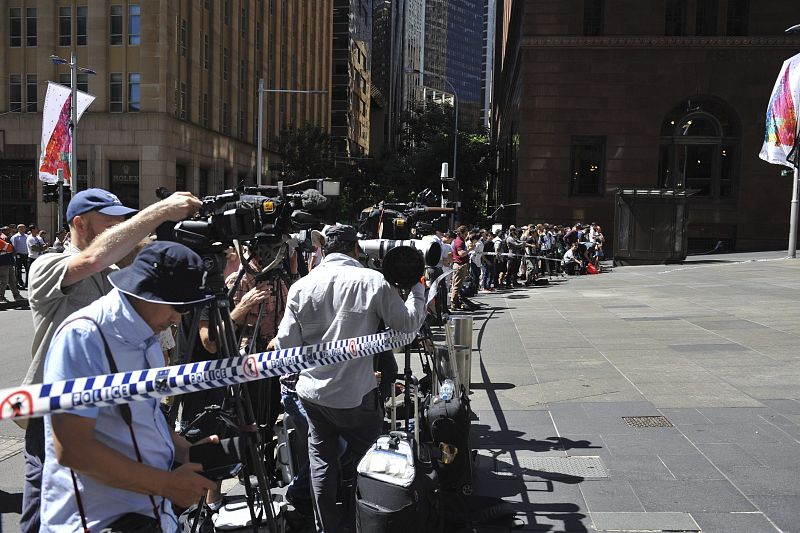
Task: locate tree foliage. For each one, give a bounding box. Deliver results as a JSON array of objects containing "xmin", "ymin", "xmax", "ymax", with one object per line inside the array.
[{"xmin": 276, "ymin": 103, "xmax": 491, "ymax": 225}]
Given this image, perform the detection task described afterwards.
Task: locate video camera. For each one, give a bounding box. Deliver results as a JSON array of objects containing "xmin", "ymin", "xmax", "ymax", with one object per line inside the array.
[
  {"xmin": 155, "ymin": 185, "xmax": 327, "ymax": 279},
  {"xmin": 358, "ymin": 195, "xmax": 453, "ymax": 240}
]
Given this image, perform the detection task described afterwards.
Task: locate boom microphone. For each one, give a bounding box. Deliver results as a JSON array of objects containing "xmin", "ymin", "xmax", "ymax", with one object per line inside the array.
[{"xmin": 301, "ymin": 189, "xmax": 329, "ymax": 210}]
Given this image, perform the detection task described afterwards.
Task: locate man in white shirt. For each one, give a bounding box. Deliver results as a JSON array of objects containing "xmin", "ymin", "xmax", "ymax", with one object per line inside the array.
[
  {"xmin": 274, "ymin": 224, "xmax": 425, "ymax": 533},
  {"xmin": 26, "ymin": 226, "xmax": 46, "ymax": 267},
  {"xmin": 11, "ymin": 224, "xmax": 29, "ymax": 289},
  {"xmin": 563, "ymin": 242, "xmax": 584, "ymax": 275}
]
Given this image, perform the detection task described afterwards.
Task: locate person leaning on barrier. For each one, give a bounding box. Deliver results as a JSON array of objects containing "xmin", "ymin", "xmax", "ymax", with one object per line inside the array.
[
  {"xmin": 272, "ymin": 224, "xmax": 426, "ymax": 533},
  {"xmin": 40, "ymin": 242, "xmax": 218, "ymax": 533},
  {"xmin": 20, "ymin": 188, "xmax": 201, "ymax": 533}
]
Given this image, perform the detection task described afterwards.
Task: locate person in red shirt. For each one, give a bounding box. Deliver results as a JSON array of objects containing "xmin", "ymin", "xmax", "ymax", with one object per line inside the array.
[{"xmin": 450, "ymin": 225, "xmax": 469, "ymax": 310}]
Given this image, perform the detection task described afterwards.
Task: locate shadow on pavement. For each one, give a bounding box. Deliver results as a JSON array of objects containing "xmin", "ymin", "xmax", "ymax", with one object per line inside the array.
[{"xmin": 469, "ymin": 309, "xmax": 591, "ymax": 531}]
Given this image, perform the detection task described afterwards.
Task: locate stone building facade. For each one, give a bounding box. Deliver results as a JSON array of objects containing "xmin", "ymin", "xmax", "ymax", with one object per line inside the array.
[
  {"xmin": 493, "ymin": 0, "xmax": 800, "ymax": 251},
  {"xmin": 0, "ymin": 0, "xmax": 332, "ymax": 233}
]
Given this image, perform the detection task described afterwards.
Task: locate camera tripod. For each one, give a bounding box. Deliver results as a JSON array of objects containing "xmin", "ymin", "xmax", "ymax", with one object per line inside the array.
[{"xmin": 172, "ymin": 253, "xmax": 282, "ymax": 533}]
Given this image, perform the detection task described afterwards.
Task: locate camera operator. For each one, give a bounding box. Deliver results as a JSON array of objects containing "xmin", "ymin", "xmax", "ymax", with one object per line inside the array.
[
  {"xmin": 272, "ymin": 224, "xmax": 426, "ymax": 533},
  {"xmin": 20, "ymin": 188, "xmax": 201, "ymax": 533},
  {"xmin": 40, "ymin": 242, "xmax": 218, "ymax": 532}
]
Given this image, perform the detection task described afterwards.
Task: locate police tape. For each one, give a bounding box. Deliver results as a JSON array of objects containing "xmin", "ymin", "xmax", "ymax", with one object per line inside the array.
[
  {"xmin": 482, "ymin": 252, "xmax": 563, "ymax": 263},
  {"xmin": 426, "ymin": 269, "xmax": 454, "ymax": 306},
  {"xmin": 0, "ymin": 330, "xmax": 417, "ymax": 422}
]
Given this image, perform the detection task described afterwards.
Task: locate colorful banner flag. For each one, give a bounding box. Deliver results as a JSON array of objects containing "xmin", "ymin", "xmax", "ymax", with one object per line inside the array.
[
  {"xmin": 760, "ymin": 53, "xmax": 800, "ymax": 168},
  {"xmin": 38, "ymin": 82, "xmax": 95, "ymax": 184}
]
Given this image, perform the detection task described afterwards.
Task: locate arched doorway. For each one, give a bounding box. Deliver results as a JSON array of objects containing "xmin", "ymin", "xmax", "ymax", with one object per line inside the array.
[{"xmin": 658, "ymin": 97, "xmax": 741, "ymax": 200}]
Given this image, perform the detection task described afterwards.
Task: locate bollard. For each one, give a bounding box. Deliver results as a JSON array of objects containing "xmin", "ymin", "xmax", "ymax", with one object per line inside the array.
[{"xmin": 449, "ymin": 315, "xmax": 473, "ymax": 395}]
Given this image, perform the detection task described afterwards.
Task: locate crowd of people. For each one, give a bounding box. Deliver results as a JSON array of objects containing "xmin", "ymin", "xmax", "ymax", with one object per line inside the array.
[
  {"xmin": 10, "ymin": 187, "xmax": 427, "ymax": 533},
  {"xmin": 6, "ymin": 183, "xmax": 609, "ymax": 533},
  {"xmin": 421, "ymin": 222, "xmax": 607, "ymax": 311},
  {"xmin": 0, "ymin": 223, "xmax": 69, "ymax": 303}
]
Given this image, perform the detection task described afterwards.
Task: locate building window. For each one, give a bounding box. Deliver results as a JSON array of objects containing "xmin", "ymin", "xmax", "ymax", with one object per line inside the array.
[
  {"xmin": 110, "ymin": 73, "xmax": 123, "ymax": 112},
  {"xmin": 570, "ymin": 136, "xmax": 605, "ymax": 196},
  {"xmin": 239, "ymin": 110, "xmax": 246, "ymax": 139},
  {"xmin": 179, "ymin": 82, "xmax": 187, "ymax": 119},
  {"xmin": 240, "ymin": 59, "xmax": 247, "ymax": 88},
  {"xmin": 223, "ymin": 48, "xmax": 229, "ymax": 80},
  {"xmin": 199, "ymin": 167, "xmax": 209, "ymax": 197},
  {"xmin": 665, "ymin": 0, "xmax": 686, "ymax": 36},
  {"xmin": 241, "ymin": 6, "xmax": 249, "ymax": 39},
  {"xmin": 203, "ymin": 33, "xmax": 209, "ymax": 69},
  {"xmin": 9, "ymin": 75, "xmax": 22, "ymax": 112},
  {"xmin": 128, "ymin": 5, "xmax": 140, "ymax": 45},
  {"xmin": 10, "ymin": 8, "xmax": 21, "ymax": 47},
  {"xmin": 695, "ymin": 0, "xmax": 718, "ymax": 36},
  {"xmin": 224, "ymin": 0, "xmax": 231, "ymax": 24},
  {"xmin": 128, "ymin": 73, "xmax": 141, "ymax": 112},
  {"xmin": 110, "ymin": 5, "xmax": 123, "ymax": 45},
  {"xmin": 109, "ymin": 160, "xmax": 140, "ymax": 209},
  {"xmin": 26, "ymin": 75, "xmax": 37, "ymax": 112},
  {"xmin": 658, "ymin": 97, "xmax": 740, "ymax": 199},
  {"xmin": 77, "ymin": 6, "xmax": 88, "ymax": 45},
  {"xmin": 727, "ymin": 0, "xmax": 749, "ymax": 35},
  {"xmin": 180, "ymin": 19, "xmax": 188, "ymax": 57},
  {"xmin": 222, "ymin": 102, "xmax": 230, "ymax": 134},
  {"xmin": 59, "ymin": 6, "xmax": 71, "ymax": 46},
  {"xmin": 583, "ymin": 0, "xmax": 604, "ymax": 36},
  {"xmin": 176, "ymin": 164, "xmax": 187, "ymax": 191},
  {"xmin": 59, "ymin": 73, "xmax": 89, "ymax": 93},
  {"xmin": 202, "ymin": 93, "xmax": 209, "ymax": 127},
  {"xmin": 26, "ymin": 8, "xmax": 37, "ymax": 47}
]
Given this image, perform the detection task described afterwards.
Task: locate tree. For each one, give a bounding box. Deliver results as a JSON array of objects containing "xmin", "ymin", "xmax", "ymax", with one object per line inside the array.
[{"xmin": 276, "ymin": 104, "xmax": 491, "ymax": 226}]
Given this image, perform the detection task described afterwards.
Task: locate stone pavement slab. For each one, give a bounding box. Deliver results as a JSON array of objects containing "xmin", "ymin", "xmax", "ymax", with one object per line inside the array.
[{"xmin": 462, "ymin": 251, "xmax": 796, "ymax": 532}]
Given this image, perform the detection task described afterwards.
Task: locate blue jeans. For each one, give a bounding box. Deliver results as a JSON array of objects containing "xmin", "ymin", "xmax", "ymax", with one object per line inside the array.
[
  {"xmin": 282, "ymin": 392, "xmax": 311, "ymax": 505},
  {"xmin": 21, "ymin": 418, "xmax": 44, "ymax": 533},
  {"xmin": 481, "ymin": 264, "xmax": 491, "ymax": 289}
]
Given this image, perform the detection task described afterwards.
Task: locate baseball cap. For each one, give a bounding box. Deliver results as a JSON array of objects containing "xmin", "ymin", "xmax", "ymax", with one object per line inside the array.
[
  {"xmin": 108, "ymin": 242, "xmax": 214, "ymax": 306},
  {"xmin": 324, "ymin": 224, "xmax": 359, "ymax": 246},
  {"xmin": 67, "ymin": 188, "xmax": 138, "ymax": 223}
]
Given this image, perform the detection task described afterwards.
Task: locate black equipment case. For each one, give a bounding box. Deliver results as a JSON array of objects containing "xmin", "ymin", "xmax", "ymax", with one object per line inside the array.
[
  {"xmin": 424, "ymin": 391, "xmax": 473, "ymax": 495},
  {"xmin": 355, "ymin": 432, "xmax": 441, "ymax": 532}
]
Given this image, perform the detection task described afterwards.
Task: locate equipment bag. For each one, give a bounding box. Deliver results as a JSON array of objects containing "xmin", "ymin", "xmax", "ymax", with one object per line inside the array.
[
  {"xmin": 356, "ymin": 432, "xmax": 441, "ymax": 533},
  {"xmin": 424, "ymin": 393, "xmax": 473, "ymax": 495}
]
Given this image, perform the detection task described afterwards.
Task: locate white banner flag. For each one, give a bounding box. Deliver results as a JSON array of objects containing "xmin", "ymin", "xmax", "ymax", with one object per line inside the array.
[
  {"xmin": 760, "ymin": 53, "xmax": 800, "ymax": 168},
  {"xmin": 38, "ymin": 82, "xmax": 96, "ymax": 184}
]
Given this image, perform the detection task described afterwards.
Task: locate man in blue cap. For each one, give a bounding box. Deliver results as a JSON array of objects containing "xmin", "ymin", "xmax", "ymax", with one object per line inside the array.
[
  {"xmin": 20, "ymin": 188, "xmax": 202, "ymax": 533},
  {"xmin": 40, "ymin": 241, "xmax": 217, "ymax": 532}
]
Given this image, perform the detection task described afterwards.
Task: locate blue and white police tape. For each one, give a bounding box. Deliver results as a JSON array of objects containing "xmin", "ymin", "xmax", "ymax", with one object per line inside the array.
[{"xmin": 0, "ymin": 330, "xmax": 416, "ymax": 422}]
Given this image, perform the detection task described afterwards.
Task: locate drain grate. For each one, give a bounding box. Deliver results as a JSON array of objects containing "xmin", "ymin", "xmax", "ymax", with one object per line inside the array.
[
  {"xmin": 493, "ymin": 454, "xmax": 608, "ymax": 480},
  {"xmin": 622, "ymin": 416, "xmax": 673, "ymax": 428},
  {"xmin": 0, "ymin": 436, "xmax": 25, "ymax": 462}
]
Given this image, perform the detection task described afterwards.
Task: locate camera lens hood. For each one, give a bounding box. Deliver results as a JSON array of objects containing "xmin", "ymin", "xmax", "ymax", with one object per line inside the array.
[{"xmin": 382, "ymin": 245, "xmax": 424, "ymax": 289}]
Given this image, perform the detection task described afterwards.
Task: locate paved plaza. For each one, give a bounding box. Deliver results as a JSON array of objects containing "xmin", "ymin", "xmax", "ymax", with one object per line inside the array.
[{"xmin": 1, "ymin": 251, "xmax": 800, "ymax": 531}]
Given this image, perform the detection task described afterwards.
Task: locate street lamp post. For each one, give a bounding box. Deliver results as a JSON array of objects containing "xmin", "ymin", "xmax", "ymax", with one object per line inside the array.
[
  {"xmin": 255, "ymin": 80, "xmax": 327, "ymax": 186},
  {"xmin": 50, "ymin": 54, "xmax": 95, "ymax": 196},
  {"xmin": 406, "ymin": 68, "xmax": 459, "ymax": 183},
  {"xmin": 785, "ymin": 23, "xmax": 800, "ymax": 257}
]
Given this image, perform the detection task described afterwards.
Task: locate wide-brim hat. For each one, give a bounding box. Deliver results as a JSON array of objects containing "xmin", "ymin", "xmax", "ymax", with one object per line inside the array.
[{"xmin": 108, "ymin": 241, "xmax": 214, "ymax": 306}]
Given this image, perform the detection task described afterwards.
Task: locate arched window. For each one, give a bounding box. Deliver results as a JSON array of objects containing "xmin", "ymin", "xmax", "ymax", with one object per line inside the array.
[{"xmin": 658, "ymin": 97, "xmax": 740, "ymax": 199}]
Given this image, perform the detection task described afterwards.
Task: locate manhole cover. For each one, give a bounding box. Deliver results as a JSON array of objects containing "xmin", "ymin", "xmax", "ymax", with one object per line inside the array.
[
  {"xmin": 622, "ymin": 416, "xmax": 673, "ymax": 428},
  {"xmin": 493, "ymin": 454, "xmax": 608, "ymax": 479},
  {"xmin": 0, "ymin": 436, "xmax": 25, "ymax": 462}
]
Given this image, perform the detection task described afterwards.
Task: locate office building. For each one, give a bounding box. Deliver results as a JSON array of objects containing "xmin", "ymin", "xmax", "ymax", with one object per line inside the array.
[
  {"xmin": 492, "ymin": 0, "xmax": 800, "ymax": 251},
  {"xmin": 0, "ymin": 0, "xmax": 332, "ymax": 232}
]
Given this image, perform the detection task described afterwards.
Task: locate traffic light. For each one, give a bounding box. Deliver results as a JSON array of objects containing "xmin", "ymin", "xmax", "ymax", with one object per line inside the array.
[
  {"xmin": 42, "ymin": 184, "xmax": 59, "ymax": 203},
  {"xmin": 440, "ymin": 162, "xmax": 457, "ymax": 208}
]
